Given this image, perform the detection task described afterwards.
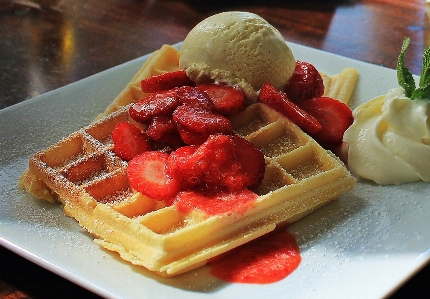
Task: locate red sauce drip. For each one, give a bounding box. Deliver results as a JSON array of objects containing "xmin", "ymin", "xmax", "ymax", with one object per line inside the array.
[
  {"xmin": 173, "ymin": 189, "xmax": 257, "ymax": 216},
  {"xmin": 210, "ymin": 230, "xmax": 301, "ymax": 284}
]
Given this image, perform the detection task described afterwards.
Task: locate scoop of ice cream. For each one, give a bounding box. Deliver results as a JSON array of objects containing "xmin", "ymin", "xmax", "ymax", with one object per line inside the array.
[
  {"xmin": 179, "ymin": 11, "xmax": 295, "ymax": 102},
  {"xmin": 343, "ymin": 87, "xmax": 430, "ymax": 185}
]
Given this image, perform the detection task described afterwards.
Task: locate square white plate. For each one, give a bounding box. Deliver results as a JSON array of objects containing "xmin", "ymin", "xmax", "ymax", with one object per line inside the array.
[{"xmin": 1, "ymin": 42, "xmax": 429, "ymax": 299}]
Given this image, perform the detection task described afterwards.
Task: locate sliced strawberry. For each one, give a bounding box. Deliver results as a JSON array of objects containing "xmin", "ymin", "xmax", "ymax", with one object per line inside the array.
[
  {"xmin": 146, "ymin": 115, "xmax": 183, "ymax": 146},
  {"xmin": 299, "ymin": 96, "xmax": 353, "ymax": 146},
  {"xmin": 193, "ymin": 135, "xmax": 240, "ymax": 191},
  {"xmin": 167, "ymin": 135, "xmax": 240, "ymax": 191},
  {"xmin": 197, "ymin": 84, "xmax": 246, "ymax": 115},
  {"xmin": 167, "ymin": 135, "xmax": 264, "ymax": 193},
  {"xmin": 231, "ymin": 135, "xmax": 265, "ymax": 190},
  {"xmin": 258, "ymin": 82, "xmax": 321, "ymax": 135},
  {"xmin": 172, "ymin": 105, "xmax": 233, "ymax": 145},
  {"xmin": 112, "ymin": 122, "xmax": 151, "ymax": 161},
  {"xmin": 140, "ymin": 70, "xmax": 194, "ymax": 93},
  {"xmin": 129, "ymin": 89, "xmax": 179, "ymax": 124},
  {"xmin": 175, "ymin": 123, "xmax": 209, "ymax": 145},
  {"xmin": 172, "ymin": 105, "xmax": 233, "ymax": 134},
  {"xmin": 176, "ymin": 86, "xmax": 214, "ymax": 111},
  {"xmin": 166, "ymin": 145, "xmax": 201, "ymax": 190},
  {"xmin": 283, "ymin": 60, "xmax": 324, "ymax": 103},
  {"xmin": 127, "ymin": 151, "xmax": 179, "ymax": 200}
]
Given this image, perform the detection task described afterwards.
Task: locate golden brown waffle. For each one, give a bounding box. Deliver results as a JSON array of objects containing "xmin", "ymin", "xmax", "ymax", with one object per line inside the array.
[
  {"xmin": 320, "ymin": 67, "xmax": 358, "ymax": 105},
  {"xmin": 19, "ymin": 44, "xmax": 357, "ymax": 276},
  {"xmin": 22, "ymin": 100, "xmax": 355, "ymax": 277}
]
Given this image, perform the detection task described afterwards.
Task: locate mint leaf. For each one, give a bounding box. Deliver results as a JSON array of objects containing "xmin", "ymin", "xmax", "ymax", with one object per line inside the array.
[
  {"xmin": 418, "ymin": 46, "xmax": 430, "ymax": 94},
  {"xmin": 397, "ymin": 37, "xmax": 416, "ymax": 98},
  {"xmin": 413, "ymin": 84, "xmax": 430, "ymax": 100},
  {"xmin": 397, "ymin": 37, "xmax": 430, "ymax": 100}
]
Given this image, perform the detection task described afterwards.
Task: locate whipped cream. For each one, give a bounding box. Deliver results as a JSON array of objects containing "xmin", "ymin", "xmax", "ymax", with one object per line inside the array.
[{"xmin": 343, "ymin": 87, "xmax": 430, "ymax": 185}]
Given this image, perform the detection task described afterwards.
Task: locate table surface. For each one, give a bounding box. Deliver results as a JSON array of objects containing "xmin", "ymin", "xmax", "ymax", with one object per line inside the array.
[{"xmin": 1, "ymin": 0, "xmax": 429, "ymax": 298}]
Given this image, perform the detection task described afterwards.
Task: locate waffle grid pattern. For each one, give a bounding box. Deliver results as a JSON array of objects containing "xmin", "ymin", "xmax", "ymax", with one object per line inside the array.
[{"xmin": 27, "ymin": 101, "xmax": 355, "ymax": 276}]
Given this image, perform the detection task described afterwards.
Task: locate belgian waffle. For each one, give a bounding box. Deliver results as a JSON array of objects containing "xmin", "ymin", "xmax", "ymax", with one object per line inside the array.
[
  {"xmin": 21, "ymin": 100, "xmax": 354, "ymax": 276},
  {"xmin": 19, "ymin": 44, "xmax": 357, "ymax": 276}
]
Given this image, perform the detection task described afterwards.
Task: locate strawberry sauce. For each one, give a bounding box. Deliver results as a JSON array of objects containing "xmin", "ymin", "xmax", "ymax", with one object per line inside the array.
[
  {"xmin": 209, "ymin": 230, "xmax": 301, "ymax": 284},
  {"xmin": 173, "ymin": 189, "xmax": 257, "ymax": 216},
  {"xmin": 171, "ymin": 184, "xmax": 301, "ymax": 284}
]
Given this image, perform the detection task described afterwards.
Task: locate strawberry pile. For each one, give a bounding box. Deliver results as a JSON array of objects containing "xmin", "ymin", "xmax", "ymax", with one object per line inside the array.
[
  {"xmin": 126, "ymin": 134, "xmax": 265, "ymax": 201},
  {"xmin": 112, "ymin": 61, "xmax": 353, "ymax": 213},
  {"xmin": 264, "ymin": 60, "xmax": 354, "ymax": 148},
  {"xmin": 127, "ymin": 73, "xmax": 246, "ymax": 147},
  {"xmin": 112, "ymin": 70, "xmax": 264, "ymax": 208}
]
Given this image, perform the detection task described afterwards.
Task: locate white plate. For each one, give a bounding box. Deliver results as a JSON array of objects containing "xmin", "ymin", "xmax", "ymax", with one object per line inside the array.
[{"xmin": 1, "ymin": 42, "xmax": 429, "ymax": 299}]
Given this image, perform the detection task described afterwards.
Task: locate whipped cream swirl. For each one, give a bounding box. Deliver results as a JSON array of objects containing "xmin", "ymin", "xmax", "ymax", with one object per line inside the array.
[{"xmin": 343, "ymin": 87, "xmax": 430, "ymax": 185}]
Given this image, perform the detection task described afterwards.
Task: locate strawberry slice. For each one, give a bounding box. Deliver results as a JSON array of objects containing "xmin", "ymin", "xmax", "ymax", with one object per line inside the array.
[
  {"xmin": 176, "ymin": 86, "xmax": 215, "ymax": 111},
  {"xmin": 140, "ymin": 70, "xmax": 194, "ymax": 93},
  {"xmin": 299, "ymin": 96, "xmax": 353, "ymax": 146},
  {"xmin": 197, "ymin": 84, "xmax": 246, "ymax": 115},
  {"xmin": 167, "ymin": 135, "xmax": 239, "ymax": 192},
  {"xmin": 146, "ymin": 115, "xmax": 183, "ymax": 147},
  {"xmin": 166, "ymin": 145, "xmax": 202, "ymax": 190},
  {"xmin": 187, "ymin": 135, "xmax": 240, "ymax": 191},
  {"xmin": 258, "ymin": 82, "xmax": 321, "ymax": 135},
  {"xmin": 127, "ymin": 151, "xmax": 179, "ymax": 200},
  {"xmin": 283, "ymin": 60, "xmax": 324, "ymax": 103},
  {"xmin": 172, "ymin": 105, "xmax": 233, "ymax": 145},
  {"xmin": 129, "ymin": 89, "xmax": 179, "ymax": 124},
  {"xmin": 231, "ymin": 135, "xmax": 265, "ymax": 190},
  {"xmin": 112, "ymin": 122, "xmax": 151, "ymax": 161},
  {"xmin": 172, "ymin": 105, "xmax": 233, "ymax": 134},
  {"xmin": 166, "ymin": 135, "xmax": 265, "ymax": 192},
  {"xmin": 175, "ymin": 124, "xmax": 210, "ymax": 145}
]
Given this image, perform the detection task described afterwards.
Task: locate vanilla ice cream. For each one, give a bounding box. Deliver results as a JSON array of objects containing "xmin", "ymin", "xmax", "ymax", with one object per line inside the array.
[
  {"xmin": 343, "ymin": 87, "xmax": 430, "ymax": 185},
  {"xmin": 179, "ymin": 11, "xmax": 296, "ymax": 102}
]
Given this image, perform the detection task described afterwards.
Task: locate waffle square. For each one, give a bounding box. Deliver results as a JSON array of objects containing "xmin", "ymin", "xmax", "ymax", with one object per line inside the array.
[
  {"xmin": 24, "ymin": 100, "xmax": 355, "ymax": 276},
  {"xmin": 20, "ymin": 44, "xmax": 357, "ymax": 276}
]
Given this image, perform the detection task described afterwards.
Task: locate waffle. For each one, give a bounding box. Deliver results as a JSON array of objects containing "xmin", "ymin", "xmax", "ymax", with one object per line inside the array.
[
  {"xmin": 19, "ymin": 44, "xmax": 357, "ymax": 277},
  {"xmin": 320, "ymin": 67, "xmax": 358, "ymax": 105},
  {"xmin": 20, "ymin": 100, "xmax": 354, "ymax": 276}
]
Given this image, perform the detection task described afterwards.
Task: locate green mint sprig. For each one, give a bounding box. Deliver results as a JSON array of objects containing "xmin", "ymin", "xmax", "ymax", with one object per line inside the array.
[{"xmin": 397, "ymin": 37, "xmax": 430, "ymax": 100}]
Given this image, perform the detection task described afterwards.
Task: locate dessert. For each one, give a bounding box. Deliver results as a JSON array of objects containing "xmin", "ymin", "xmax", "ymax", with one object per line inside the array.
[
  {"xmin": 19, "ymin": 13, "xmax": 357, "ymax": 277},
  {"xmin": 344, "ymin": 38, "xmax": 430, "ymax": 185}
]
